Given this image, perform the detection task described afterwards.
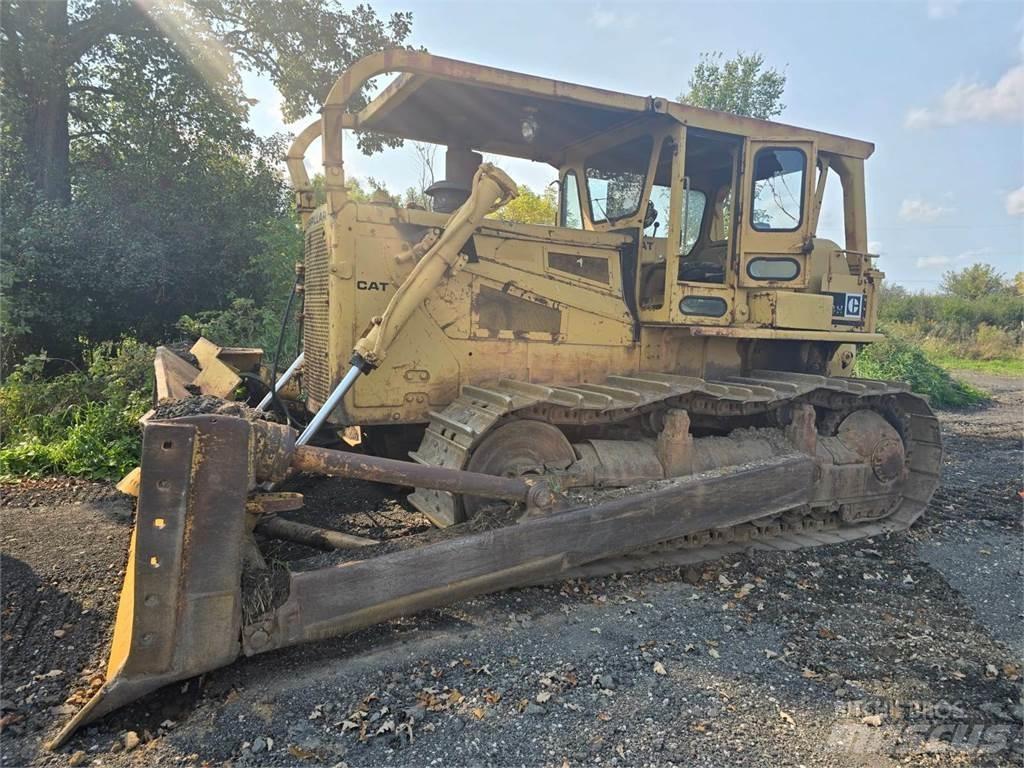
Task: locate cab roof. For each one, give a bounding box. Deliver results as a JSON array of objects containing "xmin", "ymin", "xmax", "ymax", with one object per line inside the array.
[{"xmin": 334, "ymin": 50, "xmax": 874, "ymax": 164}]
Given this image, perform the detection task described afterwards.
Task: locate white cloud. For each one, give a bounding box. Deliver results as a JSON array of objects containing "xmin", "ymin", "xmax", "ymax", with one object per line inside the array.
[
  {"xmin": 1006, "ymin": 185, "xmax": 1024, "ymax": 216},
  {"xmin": 915, "ymin": 247, "xmax": 992, "ymax": 269},
  {"xmin": 916, "ymin": 255, "xmax": 953, "ymax": 268},
  {"xmin": 899, "ymin": 198, "xmax": 954, "ymax": 221},
  {"xmin": 587, "ymin": 7, "xmax": 636, "ymax": 29},
  {"xmin": 956, "ymin": 246, "xmax": 994, "ymax": 261},
  {"xmin": 926, "ymin": 0, "xmax": 961, "ymax": 19},
  {"xmin": 868, "ymin": 241, "xmax": 883, "ymax": 254},
  {"xmin": 906, "ymin": 64, "xmax": 1024, "ymax": 127}
]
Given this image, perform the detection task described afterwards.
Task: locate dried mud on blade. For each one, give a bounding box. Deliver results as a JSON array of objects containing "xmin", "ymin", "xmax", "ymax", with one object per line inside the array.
[{"xmin": 51, "ymin": 414, "xmax": 819, "ymax": 748}]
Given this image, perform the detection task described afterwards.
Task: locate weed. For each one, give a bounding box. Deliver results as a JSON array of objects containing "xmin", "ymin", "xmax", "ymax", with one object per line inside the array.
[
  {"xmin": 854, "ymin": 336, "xmax": 988, "ymax": 409},
  {"xmin": 0, "ymin": 339, "xmax": 152, "ymax": 479}
]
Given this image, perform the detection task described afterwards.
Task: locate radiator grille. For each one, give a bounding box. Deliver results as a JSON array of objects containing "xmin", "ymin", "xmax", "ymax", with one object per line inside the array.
[{"xmin": 303, "ymin": 223, "xmax": 331, "ymax": 406}]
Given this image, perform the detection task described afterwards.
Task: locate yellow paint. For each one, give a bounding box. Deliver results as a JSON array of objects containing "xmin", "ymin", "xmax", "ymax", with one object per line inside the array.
[
  {"xmin": 116, "ymin": 466, "xmax": 141, "ymax": 498},
  {"xmin": 106, "ymin": 527, "xmax": 137, "ymax": 679}
]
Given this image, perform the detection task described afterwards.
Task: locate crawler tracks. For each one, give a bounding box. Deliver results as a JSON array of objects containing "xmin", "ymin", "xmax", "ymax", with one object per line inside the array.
[{"xmin": 410, "ymin": 370, "xmax": 942, "ymax": 571}]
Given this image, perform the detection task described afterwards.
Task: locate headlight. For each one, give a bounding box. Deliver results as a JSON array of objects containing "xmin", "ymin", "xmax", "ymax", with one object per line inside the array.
[{"xmin": 521, "ymin": 114, "xmax": 538, "ymax": 143}]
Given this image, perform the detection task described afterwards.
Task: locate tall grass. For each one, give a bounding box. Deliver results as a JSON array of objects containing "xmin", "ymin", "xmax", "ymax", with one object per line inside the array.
[{"xmin": 878, "ymin": 289, "xmax": 1022, "ymax": 364}]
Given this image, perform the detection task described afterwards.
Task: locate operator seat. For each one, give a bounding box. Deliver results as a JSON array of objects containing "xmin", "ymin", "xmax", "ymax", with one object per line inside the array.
[{"xmin": 678, "ymin": 240, "xmax": 727, "ymax": 284}]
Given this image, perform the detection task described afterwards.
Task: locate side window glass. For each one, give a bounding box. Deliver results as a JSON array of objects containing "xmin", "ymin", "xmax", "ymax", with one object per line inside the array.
[
  {"xmin": 560, "ymin": 171, "xmax": 583, "ymax": 229},
  {"xmin": 644, "ymin": 137, "xmax": 675, "ymax": 237},
  {"xmin": 814, "ymin": 162, "xmax": 845, "ymax": 246},
  {"xmin": 646, "ymin": 186, "xmax": 670, "ymax": 237},
  {"xmin": 710, "ymin": 186, "xmax": 733, "ymax": 242},
  {"xmin": 585, "ymin": 135, "xmax": 653, "ymax": 223},
  {"xmin": 751, "ymin": 148, "xmax": 806, "ymax": 232},
  {"xmin": 679, "ymin": 189, "xmax": 707, "ymax": 255}
]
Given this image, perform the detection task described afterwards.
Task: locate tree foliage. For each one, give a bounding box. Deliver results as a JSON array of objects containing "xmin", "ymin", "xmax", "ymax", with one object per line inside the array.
[
  {"xmin": 1, "ymin": 131, "xmax": 295, "ymax": 364},
  {"xmin": 1, "ymin": 0, "xmax": 414, "ymax": 368},
  {"xmin": 876, "ymin": 265, "xmax": 1023, "ymax": 368},
  {"xmin": 1, "ymin": 0, "xmax": 413, "ymax": 201},
  {"xmin": 491, "ymin": 184, "xmax": 557, "ymax": 225},
  {"xmin": 681, "ymin": 51, "xmax": 786, "ymax": 120},
  {"xmin": 879, "ymin": 284, "xmax": 1022, "ymax": 336},
  {"xmin": 939, "ymin": 263, "xmax": 1013, "ymax": 301}
]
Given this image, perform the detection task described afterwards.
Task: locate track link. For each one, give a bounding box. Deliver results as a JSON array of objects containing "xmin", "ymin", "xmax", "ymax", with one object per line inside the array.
[{"xmin": 409, "ymin": 370, "xmax": 942, "ymax": 568}]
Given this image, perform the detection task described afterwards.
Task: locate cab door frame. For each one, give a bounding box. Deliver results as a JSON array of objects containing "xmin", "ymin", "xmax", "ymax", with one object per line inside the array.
[
  {"xmin": 737, "ymin": 139, "xmax": 816, "ymax": 289},
  {"xmin": 665, "ymin": 133, "xmax": 741, "ymax": 327}
]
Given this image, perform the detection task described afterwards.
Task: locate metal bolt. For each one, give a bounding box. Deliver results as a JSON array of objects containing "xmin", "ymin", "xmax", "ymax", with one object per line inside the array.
[{"xmin": 526, "ymin": 484, "xmax": 555, "ymax": 511}]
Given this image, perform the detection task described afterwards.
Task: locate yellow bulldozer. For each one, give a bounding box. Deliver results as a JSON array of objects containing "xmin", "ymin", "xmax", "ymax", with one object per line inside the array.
[{"xmin": 51, "ymin": 50, "xmax": 942, "ymax": 747}]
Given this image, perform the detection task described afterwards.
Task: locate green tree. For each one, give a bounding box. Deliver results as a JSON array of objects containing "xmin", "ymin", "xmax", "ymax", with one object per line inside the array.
[
  {"xmin": 491, "ymin": 184, "xmax": 557, "ymax": 225},
  {"xmin": 2, "ymin": 134, "xmax": 294, "ymax": 363},
  {"xmin": 1, "ymin": 0, "xmax": 413, "ymax": 202},
  {"xmin": 681, "ymin": 51, "xmax": 786, "ymax": 119},
  {"xmin": 1, "ymin": 1, "xmax": 414, "ymax": 366},
  {"xmin": 939, "ymin": 264, "xmax": 1011, "ymax": 300}
]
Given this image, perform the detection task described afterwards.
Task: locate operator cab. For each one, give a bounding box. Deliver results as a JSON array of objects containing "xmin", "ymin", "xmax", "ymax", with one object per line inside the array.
[
  {"xmin": 289, "ymin": 50, "xmax": 878, "ymax": 337},
  {"xmin": 554, "ymin": 120, "xmax": 748, "ymax": 321}
]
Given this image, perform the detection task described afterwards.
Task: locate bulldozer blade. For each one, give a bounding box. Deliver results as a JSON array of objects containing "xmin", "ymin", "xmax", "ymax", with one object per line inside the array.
[
  {"xmin": 48, "ymin": 416, "xmax": 256, "ymax": 749},
  {"xmin": 51, "ymin": 412, "xmax": 815, "ymax": 748}
]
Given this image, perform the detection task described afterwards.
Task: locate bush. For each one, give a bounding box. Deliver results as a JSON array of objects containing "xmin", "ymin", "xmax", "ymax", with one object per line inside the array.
[
  {"xmin": 854, "ymin": 336, "xmax": 987, "ymax": 409},
  {"xmin": 878, "ymin": 290, "xmax": 1023, "ymax": 349},
  {"xmin": 175, "ymin": 213, "xmax": 301, "ymax": 356},
  {"xmin": 1, "ymin": 136, "xmax": 299, "ymax": 370},
  {"xmin": 177, "ymin": 298, "xmax": 284, "ymax": 353},
  {"xmin": 973, "ymin": 323, "xmax": 1020, "ymax": 360},
  {"xmin": 0, "ymin": 339, "xmax": 153, "ymax": 479}
]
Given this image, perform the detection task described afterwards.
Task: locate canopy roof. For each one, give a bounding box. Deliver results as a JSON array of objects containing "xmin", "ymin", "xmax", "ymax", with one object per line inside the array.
[{"xmin": 333, "ymin": 51, "xmax": 874, "ymax": 163}]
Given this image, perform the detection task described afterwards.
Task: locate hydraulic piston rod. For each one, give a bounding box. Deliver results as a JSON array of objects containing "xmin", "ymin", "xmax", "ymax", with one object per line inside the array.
[
  {"xmin": 295, "ymin": 363, "xmax": 362, "ymax": 446},
  {"xmin": 256, "ymin": 352, "xmax": 304, "ymax": 412}
]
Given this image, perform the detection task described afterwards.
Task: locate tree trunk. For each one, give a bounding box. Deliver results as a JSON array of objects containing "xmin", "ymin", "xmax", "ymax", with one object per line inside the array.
[{"xmin": 26, "ymin": 0, "xmax": 71, "ymax": 203}]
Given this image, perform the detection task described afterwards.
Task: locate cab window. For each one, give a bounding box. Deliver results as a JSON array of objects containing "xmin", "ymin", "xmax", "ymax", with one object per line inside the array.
[
  {"xmin": 814, "ymin": 161, "xmax": 845, "ymax": 245},
  {"xmin": 646, "ymin": 185, "xmax": 671, "ymax": 237},
  {"xmin": 559, "ymin": 171, "xmax": 583, "ymax": 229},
  {"xmin": 710, "ymin": 186, "xmax": 732, "ymax": 242},
  {"xmin": 585, "ymin": 135, "xmax": 653, "ymax": 223},
  {"xmin": 680, "ymin": 189, "xmax": 707, "ymax": 255},
  {"xmin": 644, "ymin": 138, "xmax": 675, "ymax": 237},
  {"xmin": 750, "ymin": 147, "xmax": 806, "ymax": 232}
]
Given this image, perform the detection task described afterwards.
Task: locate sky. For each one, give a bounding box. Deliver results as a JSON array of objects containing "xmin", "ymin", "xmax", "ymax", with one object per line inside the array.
[{"xmin": 245, "ymin": 0, "xmax": 1023, "ymax": 291}]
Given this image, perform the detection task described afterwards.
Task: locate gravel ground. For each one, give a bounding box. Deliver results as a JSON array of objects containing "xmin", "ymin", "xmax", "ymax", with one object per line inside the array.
[{"xmin": 1, "ymin": 372, "xmax": 1021, "ymax": 767}]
